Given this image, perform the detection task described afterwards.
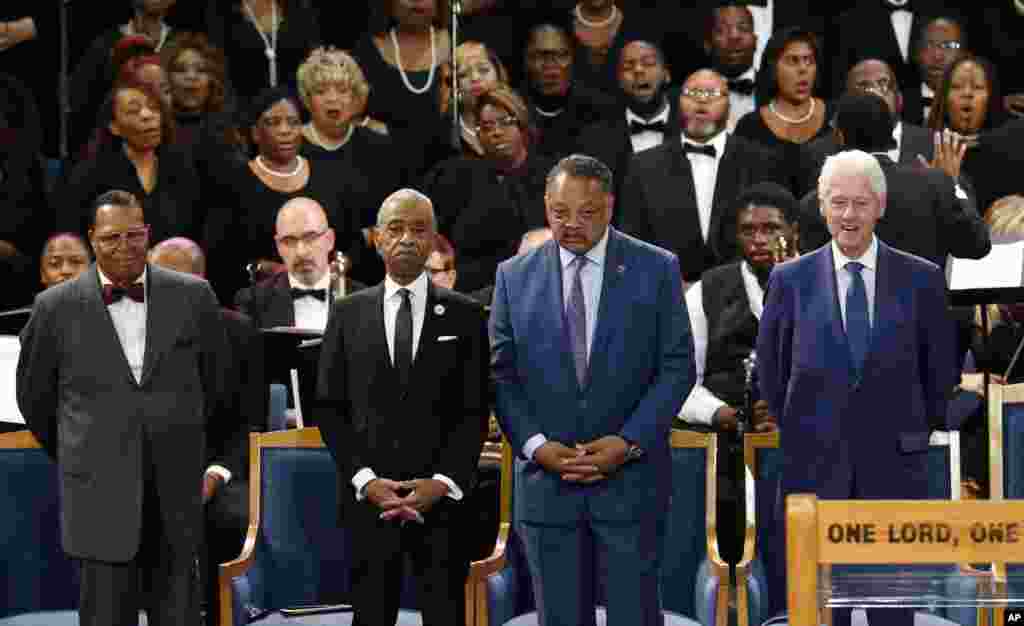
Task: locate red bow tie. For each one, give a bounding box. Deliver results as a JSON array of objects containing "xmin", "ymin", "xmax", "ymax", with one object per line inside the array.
[{"xmin": 102, "ymin": 283, "xmax": 145, "ymax": 305}]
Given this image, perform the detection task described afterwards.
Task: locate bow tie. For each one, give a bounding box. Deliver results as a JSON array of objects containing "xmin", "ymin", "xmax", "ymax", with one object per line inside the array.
[
  {"xmin": 727, "ymin": 78, "xmax": 756, "ymax": 96},
  {"xmin": 683, "ymin": 142, "xmax": 717, "ymax": 158},
  {"xmin": 102, "ymin": 283, "xmax": 145, "ymax": 305},
  {"xmin": 629, "ymin": 119, "xmax": 667, "ymax": 135},
  {"xmin": 290, "ymin": 287, "xmax": 327, "ymax": 301},
  {"xmin": 882, "ymin": 0, "xmax": 911, "ymax": 12}
]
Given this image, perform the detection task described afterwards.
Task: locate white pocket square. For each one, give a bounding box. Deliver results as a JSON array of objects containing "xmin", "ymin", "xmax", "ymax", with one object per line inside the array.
[{"xmin": 438, "ymin": 335, "xmax": 458, "ymax": 342}]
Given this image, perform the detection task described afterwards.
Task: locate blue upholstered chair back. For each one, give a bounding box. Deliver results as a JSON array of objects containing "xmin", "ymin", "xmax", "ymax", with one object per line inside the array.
[
  {"xmin": 1000, "ymin": 392, "xmax": 1024, "ymax": 500},
  {"xmin": 267, "ymin": 384, "xmax": 288, "ymax": 431},
  {"xmin": 0, "ymin": 431, "xmax": 79, "ymax": 617}
]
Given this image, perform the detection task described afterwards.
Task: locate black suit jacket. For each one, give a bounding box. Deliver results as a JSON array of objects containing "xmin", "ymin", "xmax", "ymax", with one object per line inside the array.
[
  {"xmin": 799, "ymin": 156, "xmax": 991, "ymax": 268},
  {"xmin": 530, "ymin": 83, "xmax": 619, "ymax": 161},
  {"xmin": 619, "ymin": 134, "xmax": 784, "ymax": 281},
  {"xmin": 576, "ymin": 99, "xmax": 681, "ymax": 199},
  {"xmin": 317, "ymin": 280, "xmax": 488, "ymax": 520},
  {"xmin": 796, "ymin": 122, "xmax": 934, "ymax": 196}
]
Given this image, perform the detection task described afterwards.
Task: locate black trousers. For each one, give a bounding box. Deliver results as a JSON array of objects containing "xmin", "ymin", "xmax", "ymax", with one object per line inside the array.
[
  {"xmin": 77, "ymin": 462, "xmax": 198, "ymax": 626},
  {"xmin": 349, "ymin": 502, "xmax": 468, "ymax": 626}
]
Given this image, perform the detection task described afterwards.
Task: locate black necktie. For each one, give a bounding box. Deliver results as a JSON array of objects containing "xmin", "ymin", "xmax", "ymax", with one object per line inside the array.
[
  {"xmin": 290, "ymin": 287, "xmax": 326, "ymax": 301},
  {"xmin": 683, "ymin": 142, "xmax": 717, "ymax": 158},
  {"xmin": 394, "ymin": 288, "xmax": 413, "ymax": 387},
  {"xmin": 629, "ymin": 119, "xmax": 667, "ymax": 135},
  {"xmin": 728, "ymin": 78, "xmax": 756, "ymax": 96},
  {"xmin": 102, "ymin": 283, "xmax": 145, "ymax": 305}
]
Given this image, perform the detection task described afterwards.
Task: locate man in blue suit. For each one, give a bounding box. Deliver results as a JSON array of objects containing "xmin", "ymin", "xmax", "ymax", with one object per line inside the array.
[
  {"xmin": 756, "ymin": 150, "xmax": 957, "ymax": 626},
  {"xmin": 491, "ymin": 154, "xmax": 694, "ymax": 626}
]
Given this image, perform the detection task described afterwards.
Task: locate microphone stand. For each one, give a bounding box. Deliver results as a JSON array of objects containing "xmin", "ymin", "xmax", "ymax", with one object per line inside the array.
[{"xmin": 449, "ymin": 0, "xmax": 462, "ymax": 151}]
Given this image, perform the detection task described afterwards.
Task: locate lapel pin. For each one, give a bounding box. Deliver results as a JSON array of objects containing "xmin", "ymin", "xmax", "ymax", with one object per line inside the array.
[
  {"xmin": 434, "ymin": 304, "xmax": 445, "ymax": 316},
  {"xmin": 617, "ymin": 265, "xmax": 626, "ymax": 274}
]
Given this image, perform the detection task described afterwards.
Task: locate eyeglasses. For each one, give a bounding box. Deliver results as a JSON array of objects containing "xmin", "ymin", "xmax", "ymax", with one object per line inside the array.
[
  {"xmin": 681, "ymin": 87, "xmax": 727, "ymax": 101},
  {"xmin": 477, "ymin": 116, "xmax": 519, "ymax": 134},
  {"xmin": 275, "ymin": 228, "xmax": 328, "ymax": 249},
  {"xmin": 853, "ymin": 77, "xmax": 895, "ymax": 95},
  {"xmin": 922, "ymin": 40, "xmax": 962, "ymax": 52},
  {"xmin": 93, "ymin": 226, "xmax": 149, "ymax": 250},
  {"xmin": 528, "ymin": 50, "xmax": 572, "ymax": 66}
]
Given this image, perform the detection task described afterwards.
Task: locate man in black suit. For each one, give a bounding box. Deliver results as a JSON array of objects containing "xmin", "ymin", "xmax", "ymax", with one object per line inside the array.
[
  {"xmin": 17, "ymin": 190, "xmax": 229, "ymax": 626},
  {"xmin": 702, "ymin": 4, "xmax": 758, "ymax": 132},
  {"xmin": 797, "ymin": 58, "xmax": 935, "ymax": 195},
  {"xmin": 909, "ymin": 13, "xmax": 967, "ymax": 125},
  {"xmin": 317, "ymin": 188, "xmax": 488, "ymax": 626},
  {"xmin": 577, "ymin": 39, "xmax": 676, "ymax": 198},
  {"xmin": 799, "ymin": 93, "xmax": 990, "ymax": 269},
  {"xmin": 149, "ymin": 236, "xmax": 265, "ymax": 626},
  {"xmin": 620, "ymin": 69, "xmax": 782, "ymax": 282},
  {"xmin": 235, "ymin": 197, "xmax": 364, "ymax": 331}
]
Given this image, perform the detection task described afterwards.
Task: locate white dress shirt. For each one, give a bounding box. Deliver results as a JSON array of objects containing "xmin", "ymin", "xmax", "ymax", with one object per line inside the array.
[
  {"xmin": 289, "ymin": 272, "xmax": 331, "ymax": 331},
  {"xmin": 99, "ymin": 268, "xmax": 232, "ymax": 483},
  {"xmin": 523, "ymin": 229, "xmax": 610, "ymax": 461},
  {"xmin": 679, "ymin": 262, "xmax": 764, "ymax": 425},
  {"xmin": 351, "ymin": 271, "xmax": 462, "ymax": 502},
  {"xmin": 748, "ymin": 0, "xmax": 773, "ymax": 70},
  {"xmin": 921, "ymin": 82, "xmax": 935, "ymax": 123},
  {"xmin": 832, "ymin": 237, "xmax": 878, "ymax": 330},
  {"xmin": 727, "ymin": 67, "xmax": 757, "ymax": 132},
  {"xmin": 626, "ymin": 103, "xmax": 670, "ymax": 154},
  {"xmin": 683, "ymin": 130, "xmax": 729, "ymax": 242},
  {"xmin": 889, "ymin": 4, "xmax": 914, "ymax": 61},
  {"xmin": 889, "ymin": 121, "xmax": 904, "ymax": 163}
]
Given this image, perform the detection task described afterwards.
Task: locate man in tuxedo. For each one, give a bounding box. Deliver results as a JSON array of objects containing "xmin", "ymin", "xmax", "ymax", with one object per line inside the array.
[
  {"xmin": 799, "ymin": 93, "xmax": 990, "ymax": 270},
  {"xmin": 577, "ymin": 39, "xmax": 676, "ymax": 197},
  {"xmin": 911, "ymin": 14, "xmax": 967, "ymax": 125},
  {"xmin": 17, "ymin": 190, "xmax": 228, "ymax": 626},
  {"xmin": 235, "ymin": 197, "xmax": 363, "ymax": 331},
  {"xmin": 620, "ymin": 69, "xmax": 782, "ymax": 282},
  {"xmin": 703, "ymin": 4, "xmax": 758, "ymax": 131},
  {"xmin": 757, "ymin": 150, "xmax": 957, "ymax": 626},
  {"xmin": 797, "ymin": 58, "xmax": 935, "ymax": 195},
  {"xmin": 491, "ymin": 154, "xmax": 693, "ymax": 625},
  {"xmin": 149, "ymin": 237, "xmax": 265, "ymax": 626},
  {"xmin": 317, "ymin": 188, "xmax": 488, "ymax": 626}
]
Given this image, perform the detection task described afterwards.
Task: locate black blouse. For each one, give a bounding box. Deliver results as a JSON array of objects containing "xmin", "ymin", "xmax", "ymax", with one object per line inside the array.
[{"xmin": 733, "ymin": 103, "xmax": 834, "ymax": 194}]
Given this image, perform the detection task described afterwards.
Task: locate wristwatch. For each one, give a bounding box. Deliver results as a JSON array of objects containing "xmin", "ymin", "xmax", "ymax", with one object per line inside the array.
[{"xmin": 623, "ymin": 442, "xmax": 645, "ymax": 463}]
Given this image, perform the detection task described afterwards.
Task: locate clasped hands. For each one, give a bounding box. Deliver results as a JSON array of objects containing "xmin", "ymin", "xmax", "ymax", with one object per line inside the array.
[
  {"xmin": 534, "ymin": 435, "xmax": 630, "ymax": 484},
  {"xmin": 366, "ymin": 477, "xmax": 449, "ymax": 523}
]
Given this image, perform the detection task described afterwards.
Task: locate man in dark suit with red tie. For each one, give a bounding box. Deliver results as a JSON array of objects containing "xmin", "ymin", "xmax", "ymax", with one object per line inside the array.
[
  {"xmin": 620, "ymin": 69, "xmax": 783, "ymax": 283},
  {"xmin": 317, "ymin": 189, "xmax": 489, "ymax": 626},
  {"xmin": 17, "ymin": 190, "xmax": 229, "ymax": 626}
]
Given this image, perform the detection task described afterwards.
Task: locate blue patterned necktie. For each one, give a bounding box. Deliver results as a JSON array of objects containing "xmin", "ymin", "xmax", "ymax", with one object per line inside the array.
[
  {"xmin": 566, "ymin": 255, "xmax": 588, "ymax": 387},
  {"xmin": 845, "ymin": 261, "xmax": 870, "ymax": 377}
]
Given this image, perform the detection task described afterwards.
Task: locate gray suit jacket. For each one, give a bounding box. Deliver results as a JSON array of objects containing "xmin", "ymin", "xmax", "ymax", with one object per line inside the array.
[{"xmin": 16, "ymin": 264, "xmax": 227, "ymax": 562}]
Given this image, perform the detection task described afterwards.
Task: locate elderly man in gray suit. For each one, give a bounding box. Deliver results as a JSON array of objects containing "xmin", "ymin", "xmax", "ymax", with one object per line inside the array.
[{"xmin": 17, "ymin": 190, "xmax": 229, "ymax": 626}]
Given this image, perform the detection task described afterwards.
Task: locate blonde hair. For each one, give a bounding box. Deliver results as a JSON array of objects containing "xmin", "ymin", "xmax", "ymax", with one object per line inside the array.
[{"xmin": 296, "ymin": 47, "xmax": 370, "ymax": 107}]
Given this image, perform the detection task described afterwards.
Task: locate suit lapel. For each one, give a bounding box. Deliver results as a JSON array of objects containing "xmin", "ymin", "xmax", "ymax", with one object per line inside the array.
[
  {"xmin": 410, "ymin": 282, "xmax": 441, "ymax": 382},
  {"xmin": 543, "ymin": 242, "xmax": 577, "ymax": 385},
  {"xmin": 140, "ymin": 265, "xmax": 173, "ymax": 387},
  {"xmin": 819, "ymin": 246, "xmax": 853, "ymax": 373},
  {"xmin": 666, "ymin": 141, "xmax": 702, "ymax": 236},
  {"xmin": 80, "ymin": 265, "xmax": 141, "ymax": 388},
  {"xmin": 865, "ymin": 243, "xmax": 895, "ymax": 367},
  {"xmin": 709, "ymin": 136, "xmax": 739, "ymax": 248},
  {"xmin": 586, "ymin": 229, "xmax": 626, "ymax": 391}
]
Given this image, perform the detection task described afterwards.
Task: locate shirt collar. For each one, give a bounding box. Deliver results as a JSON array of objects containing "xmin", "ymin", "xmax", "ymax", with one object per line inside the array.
[
  {"xmin": 288, "ymin": 271, "xmax": 331, "ymax": 291},
  {"xmin": 922, "ymin": 82, "xmax": 935, "ymax": 99},
  {"xmin": 682, "ymin": 128, "xmax": 728, "ymax": 156},
  {"xmin": 737, "ymin": 66, "xmax": 756, "ymax": 83},
  {"xmin": 625, "ymin": 102, "xmax": 670, "ymax": 126},
  {"xmin": 893, "ymin": 121, "xmax": 903, "ymax": 144},
  {"xmin": 385, "ymin": 270, "xmax": 429, "ymax": 303},
  {"xmin": 831, "ymin": 236, "xmax": 879, "ymax": 274},
  {"xmin": 559, "ymin": 227, "xmax": 610, "ymax": 270},
  {"xmin": 98, "ymin": 266, "xmax": 147, "ymax": 288}
]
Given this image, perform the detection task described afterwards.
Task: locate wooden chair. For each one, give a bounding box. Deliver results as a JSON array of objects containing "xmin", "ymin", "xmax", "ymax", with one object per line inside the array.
[
  {"xmin": 466, "ymin": 429, "xmax": 729, "ymax": 626},
  {"xmin": 785, "ymin": 496, "xmax": 1024, "ymax": 626},
  {"xmin": 0, "ymin": 431, "xmax": 79, "ymax": 618}
]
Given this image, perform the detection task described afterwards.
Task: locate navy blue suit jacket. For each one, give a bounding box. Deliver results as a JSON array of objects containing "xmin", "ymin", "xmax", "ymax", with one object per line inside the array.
[
  {"xmin": 756, "ymin": 240, "xmax": 956, "ymax": 500},
  {"xmin": 490, "ymin": 228, "xmax": 694, "ymax": 525}
]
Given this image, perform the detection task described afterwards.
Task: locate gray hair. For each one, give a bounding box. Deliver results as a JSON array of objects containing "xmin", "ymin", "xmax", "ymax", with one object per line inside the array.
[
  {"xmin": 818, "ymin": 150, "xmax": 887, "ymax": 217},
  {"xmin": 545, "ymin": 154, "xmax": 614, "ymax": 194},
  {"xmin": 377, "ymin": 188, "xmax": 437, "ymax": 229}
]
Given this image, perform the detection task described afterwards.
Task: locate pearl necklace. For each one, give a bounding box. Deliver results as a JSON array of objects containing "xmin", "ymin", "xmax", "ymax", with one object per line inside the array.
[
  {"xmin": 574, "ymin": 3, "xmax": 619, "ymax": 29},
  {"xmin": 769, "ymin": 98, "xmax": 816, "ymax": 125},
  {"xmin": 254, "ymin": 155, "xmax": 304, "ymax": 178},
  {"xmin": 242, "ymin": 0, "xmax": 279, "ymax": 87},
  {"xmin": 390, "ymin": 26, "xmax": 437, "ymax": 95},
  {"xmin": 305, "ymin": 123, "xmax": 353, "ymax": 151},
  {"xmin": 534, "ymin": 105, "xmax": 565, "ymax": 118}
]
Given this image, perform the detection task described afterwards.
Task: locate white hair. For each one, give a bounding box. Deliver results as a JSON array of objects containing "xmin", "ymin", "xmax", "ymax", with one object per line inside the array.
[
  {"xmin": 818, "ymin": 150, "xmax": 887, "ymax": 217},
  {"xmin": 377, "ymin": 188, "xmax": 437, "ymax": 228}
]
